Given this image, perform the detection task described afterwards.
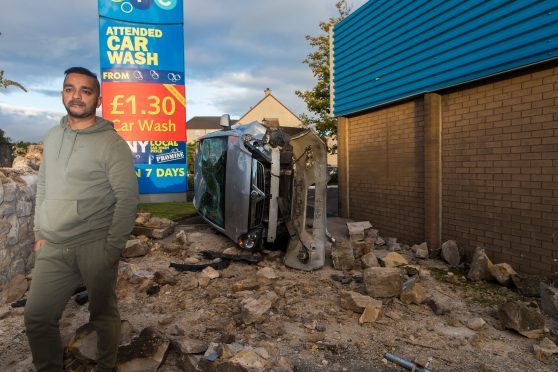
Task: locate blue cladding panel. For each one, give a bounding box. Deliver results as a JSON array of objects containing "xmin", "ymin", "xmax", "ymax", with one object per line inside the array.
[{"xmin": 333, "ymin": 0, "xmax": 558, "ymax": 117}]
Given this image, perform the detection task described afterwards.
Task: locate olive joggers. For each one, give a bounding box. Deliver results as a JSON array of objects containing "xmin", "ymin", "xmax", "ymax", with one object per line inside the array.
[{"xmin": 24, "ymin": 239, "xmax": 120, "ymax": 372}]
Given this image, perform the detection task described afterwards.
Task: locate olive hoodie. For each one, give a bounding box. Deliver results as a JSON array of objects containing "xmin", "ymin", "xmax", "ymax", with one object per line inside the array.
[{"xmin": 34, "ymin": 115, "xmax": 138, "ymax": 259}]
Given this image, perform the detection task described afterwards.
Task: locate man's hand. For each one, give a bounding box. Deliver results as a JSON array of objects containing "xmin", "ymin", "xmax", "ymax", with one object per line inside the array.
[{"xmin": 34, "ymin": 239, "xmax": 45, "ymax": 252}]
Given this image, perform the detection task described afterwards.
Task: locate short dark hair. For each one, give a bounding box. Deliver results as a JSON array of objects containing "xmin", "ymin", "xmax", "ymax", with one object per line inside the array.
[{"xmin": 64, "ymin": 67, "xmax": 100, "ymax": 94}]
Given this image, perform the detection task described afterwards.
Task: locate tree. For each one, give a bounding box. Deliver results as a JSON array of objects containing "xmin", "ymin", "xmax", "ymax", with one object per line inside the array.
[
  {"xmin": 0, "ymin": 128, "xmax": 12, "ymax": 145},
  {"xmin": 0, "ymin": 33, "xmax": 27, "ymax": 92},
  {"xmin": 295, "ymin": 0, "xmax": 351, "ymax": 153},
  {"xmin": 0, "ymin": 70, "xmax": 27, "ymax": 92}
]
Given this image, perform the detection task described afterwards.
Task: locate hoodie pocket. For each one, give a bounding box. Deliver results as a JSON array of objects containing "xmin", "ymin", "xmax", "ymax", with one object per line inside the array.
[{"xmin": 38, "ymin": 199, "xmax": 86, "ymax": 236}]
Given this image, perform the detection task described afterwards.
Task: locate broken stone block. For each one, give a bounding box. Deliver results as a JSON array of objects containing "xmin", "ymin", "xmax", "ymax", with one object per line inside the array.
[
  {"xmin": 359, "ymin": 304, "xmax": 381, "ymax": 324},
  {"xmin": 122, "ymin": 239, "xmax": 149, "ymax": 258},
  {"xmin": 413, "ymin": 242, "xmax": 429, "ymax": 259},
  {"xmin": 441, "ymin": 240, "xmax": 460, "ymax": 266},
  {"xmin": 365, "ymin": 228, "xmax": 379, "ymax": 241},
  {"xmin": 339, "ymin": 290, "xmax": 382, "ymax": 313},
  {"xmin": 375, "ymin": 236, "xmax": 385, "ymax": 246},
  {"xmin": 351, "ymin": 240, "xmax": 371, "ymax": 259},
  {"xmin": 382, "ymin": 252, "xmax": 408, "ymax": 267},
  {"xmin": 154, "ymin": 269, "xmax": 178, "ymax": 286},
  {"xmin": 466, "ymin": 317, "xmax": 486, "ymax": 331},
  {"xmin": 219, "ymin": 342, "xmax": 244, "ymax": 359},
  {"xmin": 201, "ymin": 266, "xmax": 220, "ymax": 280},
  {"xmin": 5, "ymin": 274, "xmax": 28, "ymax": 303},
  {"xmin": 229, "ymin": 349, "xmax": 267, "ymax": 370},
  {"xmin": 132, "ymin": 222, "xmax": 175, "ymax": 239},
  {"xmin": 425, "ymin": 295, "xmax": 452, "ymax": 315},
  {"xmin": 116, "ymin": 327, "xmax": 170, "ymax": 371},
  {"xmin": 361, "ymin": 252, "xmax": 380, "ymax": 268},
  {"xmin": 175, "ymin": 230, "xmax": 188, "ymax": 245},
  {"xmin": 488, "ymin": 263, "xmax": 517, "ymax": 286},
  {"xmin": 540, "ymin": 283, "xmax": 558, "ymax": 320},
  {"xmin": 467, "ymin": 248, "xmax": 493, "ymax": 281},
  {"xmin": 511, "ymin": 274, "xmax": 541, "ymax": 297},
  {"xmin": 498, "ymin": 301, "xmax": 545, "ymax": 339},
  {"xmin": 241, "ymin": 291, "xmax": 279, "ymax": 324},
  {"xmin": 331, "ymin": 240, "xmax": 354, "ymax": 270},
  {"xmin": 257, "ymin": 267, "xmax": 279, "ymax": 281},
  {"xmin": 346, "ymin": 221, "xmax": 372, "ymax": 242},
  {"xmin": 171, "ymin": 337, "xmax": 208, "ymax": 355},
  {"xmin": 232, "ymin": 278, "xmax": 260, "ymax": 292},
  {"xmin": 363, "ymin": 267, "xmax": 404, "ymax": 298},
  {"xmin": 399, "ymin": 282, "xmax": 427, "ymax": 305},
  {"xmin": 68, "ymin": 320, "xmax": 133, "ymax": 363},
  {"xmin": 533, "ymin": 337, "xmax": 558, "ymax": 361}
]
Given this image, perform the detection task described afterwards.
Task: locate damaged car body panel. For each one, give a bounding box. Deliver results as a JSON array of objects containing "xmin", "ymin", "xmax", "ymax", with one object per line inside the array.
[{"xmin": 193, "ymin": 119, "xmax": 331, "ymax": 271}]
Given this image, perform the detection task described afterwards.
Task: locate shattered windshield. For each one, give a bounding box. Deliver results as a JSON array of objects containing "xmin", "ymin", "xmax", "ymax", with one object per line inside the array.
[{"xmin": 195, "ymin": 137, "xmax": 227, "ymax": 227}]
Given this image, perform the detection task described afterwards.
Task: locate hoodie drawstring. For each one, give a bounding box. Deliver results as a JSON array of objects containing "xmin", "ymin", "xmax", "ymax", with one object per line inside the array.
[{"xmin": 65, "ymin": 131, "xmax": 78, "ymax": 170}]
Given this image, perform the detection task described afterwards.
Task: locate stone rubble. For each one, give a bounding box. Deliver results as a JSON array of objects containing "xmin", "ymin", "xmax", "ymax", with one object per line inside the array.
[
  {"xmin": 382, "ymin": 252, "xmax": 408, "ymax": 267},
  {"xmin": 413, "ymin": 242, "xmax": 429, "ymax": 259},
  {"xmin": 488, "ymin": 263, "xmax": 517, "ymax": 287},
  {"xmin": 540, "ymin": 283, "xmax": 558, "ymax": 320},
  {"xmin": 339, "ymin": 290, "xmax": 382, "ymax": 313},
  {"xmin": 1, "ymin": 216, "xmax": 558, "ymax": 371},
  {"xmin": 363, "ymin": 267, "xmax": 404, "ymax": 298},
  {"xmin": 498, "ymin": 301, "xmax": 545, "ymax": 339},
  {"xmin": 467, "ymin": 247, "xmax": 493, "ymax": 281},
  {"xmin": 122, "ymin": 239, "xmax": 150, "ymax": 258},
  {"xmin": 441, "ymin": 240, "xmax": 460, "ymax": 267},
  {"xmin": 331, "ymin": 240, "xmax": 354, "ymax": 270},
  {"xmin": 533, "ymin": 337, "xmax": 558, "ymax": 361}
]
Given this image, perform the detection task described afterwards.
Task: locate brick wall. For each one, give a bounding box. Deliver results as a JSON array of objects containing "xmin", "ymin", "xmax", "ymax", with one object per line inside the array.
[
  {"xmin": 345, "ymin": 100, "xmax": 425, "ymax": 244},
  {"xmin": 339, "ymin": 65, "xmax": 558, "ymax": 274},
  {"xmin": 442, "ymin": 67, "xmax": 558, "ymax": 274}
]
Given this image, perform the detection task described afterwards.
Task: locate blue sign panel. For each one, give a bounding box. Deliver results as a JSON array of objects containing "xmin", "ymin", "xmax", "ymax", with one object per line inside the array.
[
  {"xmin": 135, "ymin": 164, "xmax": 187, "ymax": 194},
  {"xmin": 99, "ymin": 18, "xmax": 184, "ymax": 76},
  {"xmin": 128, "ymin": 140, "xmax": 186, "ymax": 165},
  {"xmin": 99, "ymin": 0, "xmax": 183, "ymax": 24}
]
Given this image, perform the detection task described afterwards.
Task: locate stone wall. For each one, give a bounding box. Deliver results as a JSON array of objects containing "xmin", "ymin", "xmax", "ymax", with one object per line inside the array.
[{"xmin": 0, "ymin": 146, "xmax": 41, "ymax": 284}]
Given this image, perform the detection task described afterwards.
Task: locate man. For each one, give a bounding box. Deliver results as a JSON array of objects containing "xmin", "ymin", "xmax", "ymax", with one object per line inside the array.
[{"xmin": 24, "ymin": 67, "xmax": 138, "ymax": 371}]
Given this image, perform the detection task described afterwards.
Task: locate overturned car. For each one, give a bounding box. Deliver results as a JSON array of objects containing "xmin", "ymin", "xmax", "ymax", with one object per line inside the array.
[{"xmin": 193, "ymin": 115, "xmax": 332, "ymax": 271}]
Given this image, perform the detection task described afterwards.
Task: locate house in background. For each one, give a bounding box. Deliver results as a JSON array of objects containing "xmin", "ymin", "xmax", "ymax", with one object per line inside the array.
[
  {"xmin": 186, "ymin": 116, "xmax": 238, "ymax": 143},
  {"xmin": 237, "ymin": 88, "xmax": 302, "ymax": 127},
  {"xmin": 333, "ymin": 0, "xmax": 558, "ymax": 274}
]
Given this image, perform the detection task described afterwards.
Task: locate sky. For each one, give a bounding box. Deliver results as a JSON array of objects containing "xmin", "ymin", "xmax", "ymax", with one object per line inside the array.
[{"xmin": 0, "ymin": 0, "xmax": 367, "ymax": 142}]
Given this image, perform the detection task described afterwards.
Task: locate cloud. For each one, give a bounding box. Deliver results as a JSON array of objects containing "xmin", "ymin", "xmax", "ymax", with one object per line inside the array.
[
  {"xmin": 0, "ymin": 0, "xmax": 369, "ymax": 141},
  {"xmin": 0, "ymin": 104, "xmax": 63, "ymax": 142}
]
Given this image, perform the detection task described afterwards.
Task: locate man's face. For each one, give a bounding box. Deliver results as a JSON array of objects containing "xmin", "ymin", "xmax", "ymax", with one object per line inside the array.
[{"xmin": 61, "ymin": 73, "xmax": 101, "ymax": 119}]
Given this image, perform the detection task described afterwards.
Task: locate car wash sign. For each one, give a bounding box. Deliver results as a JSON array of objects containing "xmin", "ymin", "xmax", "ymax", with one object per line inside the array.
[{"xmin": 98, "ymin": 0, "xmax": 186, "ymax": 194}]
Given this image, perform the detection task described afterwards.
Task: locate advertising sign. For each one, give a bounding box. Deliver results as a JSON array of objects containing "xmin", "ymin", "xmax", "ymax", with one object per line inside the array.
[
  {"xmin": 102, "ymin": 82, "xmax": 186, "ymax": 141},
  {"xmin": 99, "ymin": 19, "xmax": 184, "ymax": 84},
  {"xmin": 99, "ymin": 0, "xmax": 183, "ymax": 24},
  {"xmin": 98, "ymin": 0, "xmax": 186, "ymax": 195}
]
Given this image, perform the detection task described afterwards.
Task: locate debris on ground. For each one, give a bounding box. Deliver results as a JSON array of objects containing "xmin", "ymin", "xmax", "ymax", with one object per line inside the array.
[{"xmin": 1, "ymin": 218, "xmax": 557, "ymax": 371}]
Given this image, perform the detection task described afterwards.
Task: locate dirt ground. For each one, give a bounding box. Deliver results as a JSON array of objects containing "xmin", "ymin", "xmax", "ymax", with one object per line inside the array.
[{"xmin": 1, "ymin": 217, "xmax": 557, "ymax": 371}]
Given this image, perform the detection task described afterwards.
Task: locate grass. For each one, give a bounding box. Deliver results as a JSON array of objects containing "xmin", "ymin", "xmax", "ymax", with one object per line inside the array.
[
  {"xmin": 137, "ymin": 201, "xmax": 197, "ymax": 221},
  {"xmin": 428, "ymin": 266, "xmax": 515, "ymax": 308}
]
